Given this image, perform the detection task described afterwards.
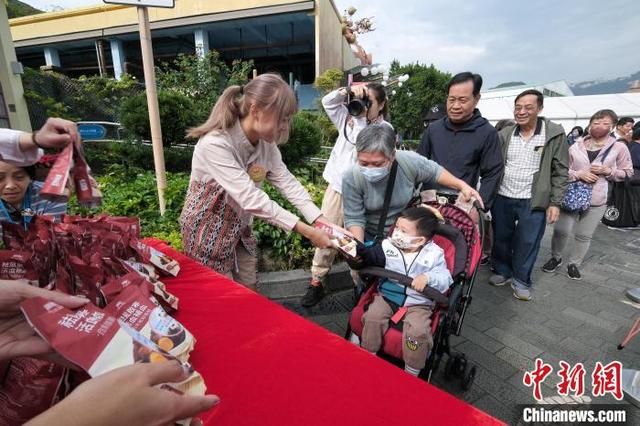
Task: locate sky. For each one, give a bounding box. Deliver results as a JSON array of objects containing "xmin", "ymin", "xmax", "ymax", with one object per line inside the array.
[{"xmin": 21, "ymin": 0, "xmax": 640, "ymax": 88}]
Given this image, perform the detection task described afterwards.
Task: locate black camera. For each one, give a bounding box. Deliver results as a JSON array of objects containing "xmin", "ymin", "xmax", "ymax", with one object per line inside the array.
[{"xmin": 346, "ymin": 89, "xmax": 371, "ymax": 116}]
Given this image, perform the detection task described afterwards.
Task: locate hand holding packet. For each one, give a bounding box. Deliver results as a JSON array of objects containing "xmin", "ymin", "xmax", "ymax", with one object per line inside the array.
[
  {"xmin": 20, "ymin": 295, "xmax": 205, "ymax": 426},
  {"xmin": 314, "ymin": 221, "xmax": 358, "ymax": 258}
]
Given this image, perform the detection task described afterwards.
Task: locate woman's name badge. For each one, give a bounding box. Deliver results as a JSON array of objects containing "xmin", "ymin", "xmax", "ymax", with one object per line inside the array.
[{"xmin": 248, "ymin": 164, "xmax": 267, "ymax": 183}]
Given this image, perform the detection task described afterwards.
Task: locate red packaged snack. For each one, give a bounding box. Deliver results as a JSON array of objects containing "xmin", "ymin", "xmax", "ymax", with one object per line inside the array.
[
  {"xmin": 120, "ymin": 259, "xmax": 162, "ymax": 284},
  {"xmin": 67, "ymin": 256, "xmax": 104, "ymax": 306},
  {"xmin": 100, "ymin": 256, "xmax": 129, "ymax": 278},
  {"xmin": 56, "ymin": 263, "xmax": 74, "ymax": 295},
  {"xmin": 0, "ymin": 251, "xmax": 38, "ymax": 283},
  {"xmin": 1, "ymin": 221, "xmax": 28, "ymax": 251},
  {"xmin": 100, "ymin": 272, "xmax": 179, "ymax": 312},
  {"xmin": 20, "ymin": 298, "xmax": 205, "ymax": 417},
  {"xmin": 102, "ymin": 215, "xmax": 140, "ymax": 236},
  {"xmin": 72, "ymin": 144, "xmax": 101, "ymax": 208},
  {"xmin": 40, "ymin": 143, "xmax": 73, "ymax": 201},
  {"xmin": 105, "ymin": 286, "xmax": 193, "ymax": 361},
  {"xmin": 0, "ymin": 357, "xmax": 69, "ymax": 425},
  {"xmin": 130, "ymin": 239, "xmax": 180, "ymax": 277}
]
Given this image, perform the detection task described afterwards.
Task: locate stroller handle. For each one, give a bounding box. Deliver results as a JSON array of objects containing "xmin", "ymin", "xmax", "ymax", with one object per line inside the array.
[{"xmin": 358, "ymin": 266, "xmax": 449, "ymax": 306}]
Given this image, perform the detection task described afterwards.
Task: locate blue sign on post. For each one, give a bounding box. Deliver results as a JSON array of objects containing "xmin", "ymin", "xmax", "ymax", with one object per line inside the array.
[{"xmin": 78, "ymin": 123, "xmax": 107, "ymax": 140}]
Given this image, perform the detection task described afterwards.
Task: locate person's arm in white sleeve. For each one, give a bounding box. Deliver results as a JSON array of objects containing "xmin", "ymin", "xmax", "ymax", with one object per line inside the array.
[
  {"xmin": 1, "ymin": 118, "xmax": 78, "ymax": 166},
  {"xmin": 0, "ymin": 128, "xmax": 43, "ymax": 167},
  {"xmin": 321, "ymin": 89, "xmax": 349, "ymax": 129}
]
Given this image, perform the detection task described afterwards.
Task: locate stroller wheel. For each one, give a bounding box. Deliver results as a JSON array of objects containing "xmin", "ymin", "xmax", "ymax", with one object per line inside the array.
[
  {"xmin": 462, "ymin": 365, "xmax": 476, "ymax": 391},
  {"xmin": 444, "ymin": 355, "xmax": 465, "ymax": 379},
  {"xmin": 444, "ymin": 356, "xmax": 456, "ymax": 379}
]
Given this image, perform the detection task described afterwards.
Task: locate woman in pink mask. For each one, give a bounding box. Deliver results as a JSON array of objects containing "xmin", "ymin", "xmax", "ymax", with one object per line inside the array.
[{"xmin": 542, "ymin": 110, "xmax": 633, "ymax": 280}]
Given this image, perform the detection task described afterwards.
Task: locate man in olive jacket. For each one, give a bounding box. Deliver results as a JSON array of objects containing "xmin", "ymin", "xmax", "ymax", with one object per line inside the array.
[{"xmin": 489, "ymin": 89, "xmax": 568, "ymax": 301}]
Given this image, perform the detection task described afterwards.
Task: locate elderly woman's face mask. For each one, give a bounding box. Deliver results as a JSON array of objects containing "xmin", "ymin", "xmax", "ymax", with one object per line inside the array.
[
  {"xmin": 357, "ymin": 151, "xmax": 393, "ymax": 182},
  {"xmin": 360, "ymin": 164, "xmax": 390, "ymax": 182}
]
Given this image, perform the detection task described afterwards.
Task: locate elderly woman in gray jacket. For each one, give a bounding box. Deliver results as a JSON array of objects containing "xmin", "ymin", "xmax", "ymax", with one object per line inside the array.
[{"xmin": 342, "ymin": 124, "xmax": 483, "ymax": 243}]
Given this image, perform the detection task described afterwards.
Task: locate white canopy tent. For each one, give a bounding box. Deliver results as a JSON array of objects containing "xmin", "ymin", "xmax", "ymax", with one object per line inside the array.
[{"xmin": 478, "ymin": 93, "xmax": 640, "ymax": 132}]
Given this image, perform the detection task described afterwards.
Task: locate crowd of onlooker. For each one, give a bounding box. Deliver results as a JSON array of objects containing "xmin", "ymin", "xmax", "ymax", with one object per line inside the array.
[{"xmin": 302, "ymin": 71, "xmax": 638, "ymax": 305}]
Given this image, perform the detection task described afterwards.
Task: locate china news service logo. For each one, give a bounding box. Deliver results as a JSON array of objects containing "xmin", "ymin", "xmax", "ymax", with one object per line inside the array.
[{"xmin": 523, "ymin": 359, "xmax": 623, "ymax": 401}]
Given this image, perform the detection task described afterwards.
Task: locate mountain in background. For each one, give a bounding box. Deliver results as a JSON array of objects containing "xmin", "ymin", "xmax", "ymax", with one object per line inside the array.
[
  {"xmin": 570, "ymin": 71, "xmax": 640, "ymax": 95},
  {"xmin": 6, "ymin": 0, "xmax": 43, "ymax": 18},
  {"xmin": 490, "ymin": 81, "xmax": 526, "ymax": 89}
]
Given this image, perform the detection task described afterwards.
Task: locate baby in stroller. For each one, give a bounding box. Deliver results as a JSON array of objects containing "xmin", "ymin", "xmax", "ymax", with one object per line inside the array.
[{"xmin": 354, "ymin": 206, "xmax": 453, "ymax": 377}]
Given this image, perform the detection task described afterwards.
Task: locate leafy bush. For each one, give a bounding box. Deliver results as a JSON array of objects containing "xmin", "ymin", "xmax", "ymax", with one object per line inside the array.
[
  {"xmin": 296, "ymin": 110, "xmax": 338, "ymax": 146},
  {"xmin": 157, "ymin": 50, "xmax": 253, "ymax": 122},
  {"xmin": 254, "ymin": 167, "xmax": 327, "ymax": 271},
  {"xmin": 83, "ymin": 141, "xmax": 194, "ymax": 174},
  {"xmin": 280, "ymin": 113, "xmax": 323, "ymax": 167},
  {"xmin": 71, "ymin": 74, "xmax": 140, "ymax": 122},
  {"xmin": 23, "ymin": 90, "xmax": 78, "ymax": 122},
  {"xmin": 120, "ymin": 91, "xmax": 199, "ymax": 146},
  {"xmin": 7, "ymin": 0, "xmax": 43, "ymax": 18},
  {"xmin": 314, "ymin": 68, "xmax": 344, "ymax": 95}
]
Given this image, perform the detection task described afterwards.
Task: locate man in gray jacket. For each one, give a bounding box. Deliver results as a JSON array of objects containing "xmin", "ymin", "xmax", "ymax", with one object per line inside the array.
[{"xmin": 489, "ymin": 90, "xmax": 568, "ymax": 301}]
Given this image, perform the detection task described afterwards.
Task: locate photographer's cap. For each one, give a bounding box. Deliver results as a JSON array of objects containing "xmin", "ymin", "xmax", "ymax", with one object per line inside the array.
[{"xmin": 423, "ymin": 104, "xmax": 446, "ymax": 122}]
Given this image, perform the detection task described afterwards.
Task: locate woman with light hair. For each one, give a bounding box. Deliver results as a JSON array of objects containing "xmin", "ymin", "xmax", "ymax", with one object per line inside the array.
[{"xmin": 180, "ymin": 73, "xmax": 331, "ymax": 290}]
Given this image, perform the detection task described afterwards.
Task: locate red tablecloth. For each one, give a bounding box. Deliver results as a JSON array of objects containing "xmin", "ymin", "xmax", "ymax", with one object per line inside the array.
[{"xmin": 144, "ymin": 239, "xmax": 504, "ymax": 426}]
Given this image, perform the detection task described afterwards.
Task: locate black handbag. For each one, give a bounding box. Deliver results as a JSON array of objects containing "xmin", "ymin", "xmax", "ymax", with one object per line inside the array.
[{"xmin": 602, "ymin": 177, "xmax": 640, "ymax": 228}]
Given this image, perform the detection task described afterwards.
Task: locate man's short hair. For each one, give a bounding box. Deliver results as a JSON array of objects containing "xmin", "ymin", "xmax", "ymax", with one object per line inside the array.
[
  {"xmin": 633, "ymin": 126, "xmax": 640, "ymax": 141},
  {"xmin": 617, "ymin": 117, "xmax": 635, "ymax": 127},
  {"xmin": 514, "ymin": 89, "xmax": 544, "ymax": 108},
  {"xmin": 447, "ymin": 72, "xmax": 483, "ymax": 97}
]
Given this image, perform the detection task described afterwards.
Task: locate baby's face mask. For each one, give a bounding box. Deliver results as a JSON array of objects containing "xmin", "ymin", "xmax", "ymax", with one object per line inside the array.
[{"xmin": 389, "ymin": 228, "xmax": 425, "ymax": 250}]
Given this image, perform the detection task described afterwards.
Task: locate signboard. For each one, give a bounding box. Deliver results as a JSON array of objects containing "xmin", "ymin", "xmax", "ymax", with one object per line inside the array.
[
  {"xmin": 78, "ymin": 123, "xmax": 107, "ymax": 140},
  {"xmin": 103, "ymin": 0, "xmax": 175, "ymax": 8}
]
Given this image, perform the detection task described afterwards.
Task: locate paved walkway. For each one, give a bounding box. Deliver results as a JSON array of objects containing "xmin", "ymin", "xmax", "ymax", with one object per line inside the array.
[{"xmin": 275, "ymin": 224, "xmax": 640, "ymax": 423}]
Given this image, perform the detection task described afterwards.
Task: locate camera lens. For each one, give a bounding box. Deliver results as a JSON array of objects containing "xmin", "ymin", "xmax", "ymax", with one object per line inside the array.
[{"xmin": 347, "ymin": 100, "xmax": 365, "ymax": 116}]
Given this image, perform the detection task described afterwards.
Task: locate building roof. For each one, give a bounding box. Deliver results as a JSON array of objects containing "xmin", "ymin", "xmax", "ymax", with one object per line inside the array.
[
  {"xmin": 478, "ymin": 92, "xmax": 640, "ymax": 131},
  {"xmin": 481, "ymin": 80, "xmax": 574, "ymax": 99},
  {"xmin": 9, "ymin": 0, "xmax": 315, "ymax": 47}
]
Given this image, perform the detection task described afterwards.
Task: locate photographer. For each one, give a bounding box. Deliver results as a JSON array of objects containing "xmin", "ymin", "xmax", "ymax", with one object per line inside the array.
[{"xmin": 302, "ymin": 83, "xmax": 391, "ymax": 307}]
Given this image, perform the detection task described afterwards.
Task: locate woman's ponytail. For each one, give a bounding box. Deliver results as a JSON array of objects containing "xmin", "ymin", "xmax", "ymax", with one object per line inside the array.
[{"xmin": 187, "ymin": 85, "xmax": 245, "ymax": 138}]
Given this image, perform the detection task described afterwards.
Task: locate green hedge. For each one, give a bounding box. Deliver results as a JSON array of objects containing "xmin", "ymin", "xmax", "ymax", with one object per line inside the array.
[
  {"xmin": 254, "ymin": 166, "xmax": 326, "ymax": 271},
  {"xmin": 83, "ymin": 141, "xmax": 194, "ymax": 175},
  {"xmin": 119, "ymin": 91, "xmax": 200, "ymax": 146},
  {"xmin": 279, "ymin": 114, "xmax": 323, "ymax": 167}
]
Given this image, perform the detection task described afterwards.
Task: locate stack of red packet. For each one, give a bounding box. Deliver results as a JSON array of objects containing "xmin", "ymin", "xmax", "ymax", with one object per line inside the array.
[
  {"xmin": 0, "ymin": 214, "xmax": 191, "ymax": 423},
  {"xmin": 40, "ymin": 141, "xmax": 102, "ymax": 208}
]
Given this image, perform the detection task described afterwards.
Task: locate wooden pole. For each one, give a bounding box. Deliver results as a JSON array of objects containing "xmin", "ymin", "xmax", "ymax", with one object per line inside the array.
[{"xmin": 137, "ymin": 6, "xmax": 167, "ymax": 215}]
